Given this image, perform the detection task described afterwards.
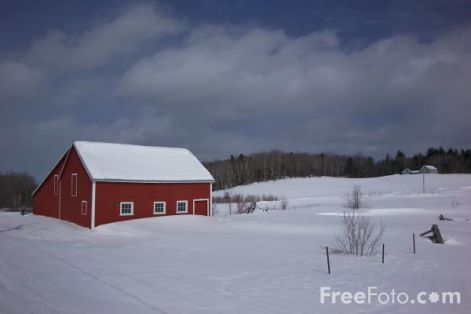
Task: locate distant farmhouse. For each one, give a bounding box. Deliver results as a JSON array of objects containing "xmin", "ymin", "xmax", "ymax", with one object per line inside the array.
[
  {"xmin": 402, "ymin": 165, "xmax": 438, "ymax": 175},
  {"xmin": 420, "ymin": 165, "xmax": 438, "ymax": 174}
]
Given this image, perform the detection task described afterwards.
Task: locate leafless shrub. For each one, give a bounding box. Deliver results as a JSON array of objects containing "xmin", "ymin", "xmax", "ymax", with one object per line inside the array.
[
  {"xmin": 334, "ymin": 210, "xmax": 385, "ymax": 256},
  {"xmin": 344, "ymin": 186, "xmax": 366, "ymax": 210},
  {"xmin": 280, "ymin": 197, "xmax": 288, "ymax": 210},
  {"xmin": 451, "ymin": 197, "xmax": 460, "ymax": 208},
  {"xmin": 213, "ymin": 193, "xmax": 277, "ymax": 203},
  {"xmin": 212, "ymin": 193, "xmax": 282, "ymax": 214},
  {"xmin": 262, "ymin": 194, "xmax": 278, "ymax": 201},
  {"xmin": 225, "ymin": 191, "xmax": 233, "ymax": 215},
  {"xmin": 245, "ymin": 195, "xmax": 261, "ymax": 203},
  {"xmin": 236, "ymin": 196, "xmax": 248, "ymax": 213}
]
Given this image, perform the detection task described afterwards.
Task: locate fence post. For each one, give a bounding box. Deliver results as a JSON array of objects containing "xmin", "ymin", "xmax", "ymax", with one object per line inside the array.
[
  {"xmin": 326, "ymin": 246, "xmax": 331, "ymax": 275},
  {"xmin": 381, "ymin": 244, "xmax": 385, "ymax": 264},
  {"xmin": 413, "ymin": 233, "xmax": 416, "ymax": 254}
]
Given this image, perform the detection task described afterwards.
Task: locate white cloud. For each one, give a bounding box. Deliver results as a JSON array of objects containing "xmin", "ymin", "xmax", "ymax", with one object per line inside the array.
[
  {"xmin": 0, "ymin": 61, "xmax": 45, "ymax": 103},
  {"xmin": 117, "ymin": 24, "xmax": 471, "ymax": 155},
  {"xmin": 1, "ymin": 5, "xmax": 470, "ymax": 178},
  {"xmin": 26, "ymin": 4, "xmax": 184, "ymax": 71}
]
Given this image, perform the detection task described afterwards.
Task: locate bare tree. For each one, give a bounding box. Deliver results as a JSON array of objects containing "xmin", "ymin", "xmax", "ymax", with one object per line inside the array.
[
  {"xmin": 280, "ymin": 197, "xmax": 288, "ymax": 210},
  {"xmin": 334, "ymin": 210, "xmax": 385, "ymax": 256},
  {"xmin": 235, "ymin": 195, "xmax": 248, "ymax": 214},
  {"xmin": 344, "ymin": 186, "xmax": 366, "ymax": 210}
]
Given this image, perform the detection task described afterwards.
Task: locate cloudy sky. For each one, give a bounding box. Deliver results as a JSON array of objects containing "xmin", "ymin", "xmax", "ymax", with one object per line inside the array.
[{"xmin": 1, "ymin": 0, "xmax": 470, "ymax": 179}]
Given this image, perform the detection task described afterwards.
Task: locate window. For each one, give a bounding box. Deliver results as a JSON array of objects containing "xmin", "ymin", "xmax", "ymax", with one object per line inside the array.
[
  {"xmin": 53, "ymin": 175, "xmax": 59, "ymax": 195},
  {"xmin": 71, "ymin": 173, "xmax": 77, "ymax": 197},
  {"xmin": 120, "ymin": 202, "xmax": 134, "ymax": 216},
  {"xmin": 176, "ymin": 200, "xmax": 188, "ymax": 214},
  {"xmin": 153, "ymin": 202, "xmax": 166, "ymax": 215},
  {"xmin": 81, "ymin": 201, "xmax": 87, "ymax": 215}
]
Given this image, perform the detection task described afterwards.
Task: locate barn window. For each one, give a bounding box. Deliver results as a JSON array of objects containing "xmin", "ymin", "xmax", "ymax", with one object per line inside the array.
[
  {"xmin": 176, "ymin": 200, "xmax": 188, "ymax": 214},
  {"xmin": 71, "ymin": 173, "xmax": 78, "ymax": 197},
  {"xmin": 53, "ymin": 175, "xmax": 59, "ymax": 195},
  {"xmin": 120, "ymin": 202, "xmax": 134, "ymax": 216},
  {"xmin": 153, "ymin": 202, "xmax": 166, "ymax": 215},
  {"xmin": 81, "ymin": 200, "xmax": 87, "ymax": 215}
]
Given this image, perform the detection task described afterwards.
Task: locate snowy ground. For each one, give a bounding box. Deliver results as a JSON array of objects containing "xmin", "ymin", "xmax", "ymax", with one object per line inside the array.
[{"xmin": 1, "ymin": 174, "xmax": 470, "ymax": 313}]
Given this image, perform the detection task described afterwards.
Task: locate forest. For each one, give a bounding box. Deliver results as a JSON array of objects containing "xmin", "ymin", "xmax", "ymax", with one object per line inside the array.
[
  {"xmin": 1, "ymin": 147, "xmax": 470, "ymax": 208},
  {"xmin": 204, "ymin": 147, "xmax": 471, "ymax": 190},
  {"xmin": 0, "ymin": 172, "xmax": 36, "ymax": 209}
]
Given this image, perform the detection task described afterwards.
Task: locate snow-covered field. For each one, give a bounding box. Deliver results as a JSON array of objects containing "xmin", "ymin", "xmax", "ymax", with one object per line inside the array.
[{"xmin": 1, "ymin": 174, "xmax": 470, "ymax": 313}]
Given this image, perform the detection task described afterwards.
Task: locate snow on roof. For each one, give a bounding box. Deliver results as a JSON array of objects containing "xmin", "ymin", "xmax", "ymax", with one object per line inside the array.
[
  {"xmin": 74, "ymin": 141, "xmax": 214, "ymax": 182},
  {"xmin": 422, "ymin": 165, "xmax": 438, "ymax": 170}
]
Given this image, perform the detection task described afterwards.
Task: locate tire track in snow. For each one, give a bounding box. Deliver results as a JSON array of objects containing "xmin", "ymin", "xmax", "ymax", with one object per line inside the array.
[{"xmin": 3, "ymin": 232, "xmax": 169, "ymax": 314}]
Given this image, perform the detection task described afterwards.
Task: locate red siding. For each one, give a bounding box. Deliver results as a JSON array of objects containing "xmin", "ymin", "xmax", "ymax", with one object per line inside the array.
[
  {"xmin": 32, "ymin": 152, "xmax": 67, "ymax": 219},
  {"xmin": 59, "ymin": 147, "xmax": 92, "ymax": 228},
  {"xmin": 95, "ymin": 182, "xmax": 211, "ymax": 227},
  {"xmin": 33, "ymin": 144, "xmax": 211, "ymax": 229},
  {"xmin": 33, "ymin": 146, "xmax": 92, "ymax": 228}
]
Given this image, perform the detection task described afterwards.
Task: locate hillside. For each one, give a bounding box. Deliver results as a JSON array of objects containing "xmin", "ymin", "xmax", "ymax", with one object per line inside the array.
[{"xmin": 1, "ymin": 174, "xmax": 470, "ymax": 313}]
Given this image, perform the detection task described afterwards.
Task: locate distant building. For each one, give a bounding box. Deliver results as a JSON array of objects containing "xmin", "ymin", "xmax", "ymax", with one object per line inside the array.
[
  {"xmin": 401, "ymin": 165, "xmax": 438, "ymax": 175},
  {"xmin": 420, "ymin": 165, "xmax": 438, "ymax": 174}
]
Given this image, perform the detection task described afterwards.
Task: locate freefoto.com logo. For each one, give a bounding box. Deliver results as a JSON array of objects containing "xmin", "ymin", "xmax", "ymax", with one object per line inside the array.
[{"xmin": 320, "ymin": 286, "xmax": 461, "ymax": 305}]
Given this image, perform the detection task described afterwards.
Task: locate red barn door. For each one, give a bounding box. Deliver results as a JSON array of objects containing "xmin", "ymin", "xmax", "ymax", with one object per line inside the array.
[{"xmin": 193, "ymin": 199, "xmax": 209, "ymax": 216}]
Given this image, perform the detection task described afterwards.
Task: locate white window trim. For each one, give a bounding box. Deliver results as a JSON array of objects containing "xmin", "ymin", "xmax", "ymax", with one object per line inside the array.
[
  {"xmin": 71, "ymin": 173, "xmax": 78, "ymax": 197},
  {"xmin": 176, "ymin": 200, "xmax": 188, "ymax": 214},
  {"xmin": 120, "ymin": 202, "xmax": 134, "ymax": 216},
  {"xmin": 81, "ymin": 200, "xmax": 87, "ymax": 215},
  {"xmin": 153, "ymin": 201, "xmax": 166, "ymax": 215},
  {"xmin": 53, "ymin": 175, "xmax": 59, "ymax": 195},
  {"xmin": 192, "ymin": 199, "xmax": 209, "ymax": 216}
]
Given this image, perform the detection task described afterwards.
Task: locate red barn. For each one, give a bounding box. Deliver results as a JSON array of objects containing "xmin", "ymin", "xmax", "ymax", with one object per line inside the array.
[{"xmin": 32, "ymin": 141, "xmax": 214, "ymax": 229}]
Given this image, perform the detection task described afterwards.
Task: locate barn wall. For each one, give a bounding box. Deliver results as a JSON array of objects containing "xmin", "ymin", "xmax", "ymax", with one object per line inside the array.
[
  {"xmin": 32, "ymin": 152, "xmax": 68, "ymax": 218},
  {"xmin": 59, "ymin": 146, "xmax": 92, "ymax": 228},
  {"xmin": 95, "ymin": 182, "xmax": 211, "ymax": 226}
]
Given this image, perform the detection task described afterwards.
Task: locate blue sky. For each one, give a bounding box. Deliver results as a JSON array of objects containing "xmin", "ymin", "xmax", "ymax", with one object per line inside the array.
[{"xmin": 1, "ymin": 0, "xmax": 470, "ymax": 179}]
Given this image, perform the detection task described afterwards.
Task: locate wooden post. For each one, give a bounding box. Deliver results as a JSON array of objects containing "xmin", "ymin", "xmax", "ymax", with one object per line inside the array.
[
  {"xmin": 381, "ymin": 244, "xmax": 385, "ymax": 263},
  {"xmin": 326, "ymin": 246, "xmax": 331, "ymax": 275},
  {"xmin": 413, "ymin": 233, "xmax": 416, "ymax": 254},
  {"xmin": 432, "ymin": 224, "xmax": 444, "ymax": 244}
]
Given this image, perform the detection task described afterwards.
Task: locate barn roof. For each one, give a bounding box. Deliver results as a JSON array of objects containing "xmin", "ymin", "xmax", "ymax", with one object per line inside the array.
[{"xmin": 74, "ymin": 141, "xmax": 214, "ymax": 182}]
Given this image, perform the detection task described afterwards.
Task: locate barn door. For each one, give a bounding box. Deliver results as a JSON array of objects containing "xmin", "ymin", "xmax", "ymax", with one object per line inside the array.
[{"xmin": 193, "ymin": 200, "xmax": 209, "ymax": 216}]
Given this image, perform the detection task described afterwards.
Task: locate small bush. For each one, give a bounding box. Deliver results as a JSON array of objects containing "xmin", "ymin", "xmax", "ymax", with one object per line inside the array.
[
  {"xmin": 280, "ymin": 197, "xmax": 288, "ymax": 210},
  {"xmin": 245, "ymin": 195, "xmax": 261, "ymax": 203},
  {"xmin": 213, "ymin": 193, "xmax": 277, "ymax": 203},
  {"xmin": 334, "ymin": 210, "xmax": 385, "ymax": 256},
  {"xmin": 262, "ymin": 194, "xmax": 278, "ymax": 201},
  {"xmin": 344, "ymin": 186, "xmax": 366, "ymax": 209},
  {"xmin": 451, "ymin": 197, "xmax": 460, "ymax": 208}
]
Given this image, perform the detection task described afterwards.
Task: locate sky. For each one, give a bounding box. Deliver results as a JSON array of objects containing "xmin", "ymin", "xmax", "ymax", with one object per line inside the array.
[{"xmin": 1, "ymin": 0, "xmax": 470, "ymax": 180}]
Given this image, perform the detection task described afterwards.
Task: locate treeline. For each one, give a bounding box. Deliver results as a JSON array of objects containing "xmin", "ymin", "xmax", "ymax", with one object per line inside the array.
[
  {"xmin": 204, "ymin": 147, "xmax": 471, "ymax": 190},
  {"xmin": 0, "ymin": 172, "xmax": 37, "ymax": 209}
]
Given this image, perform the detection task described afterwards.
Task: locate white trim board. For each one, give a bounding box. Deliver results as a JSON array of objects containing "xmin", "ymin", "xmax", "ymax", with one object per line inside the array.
[{"xmin": 91, "ymin": 181, "xmax": 96, "ymax": 229}]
